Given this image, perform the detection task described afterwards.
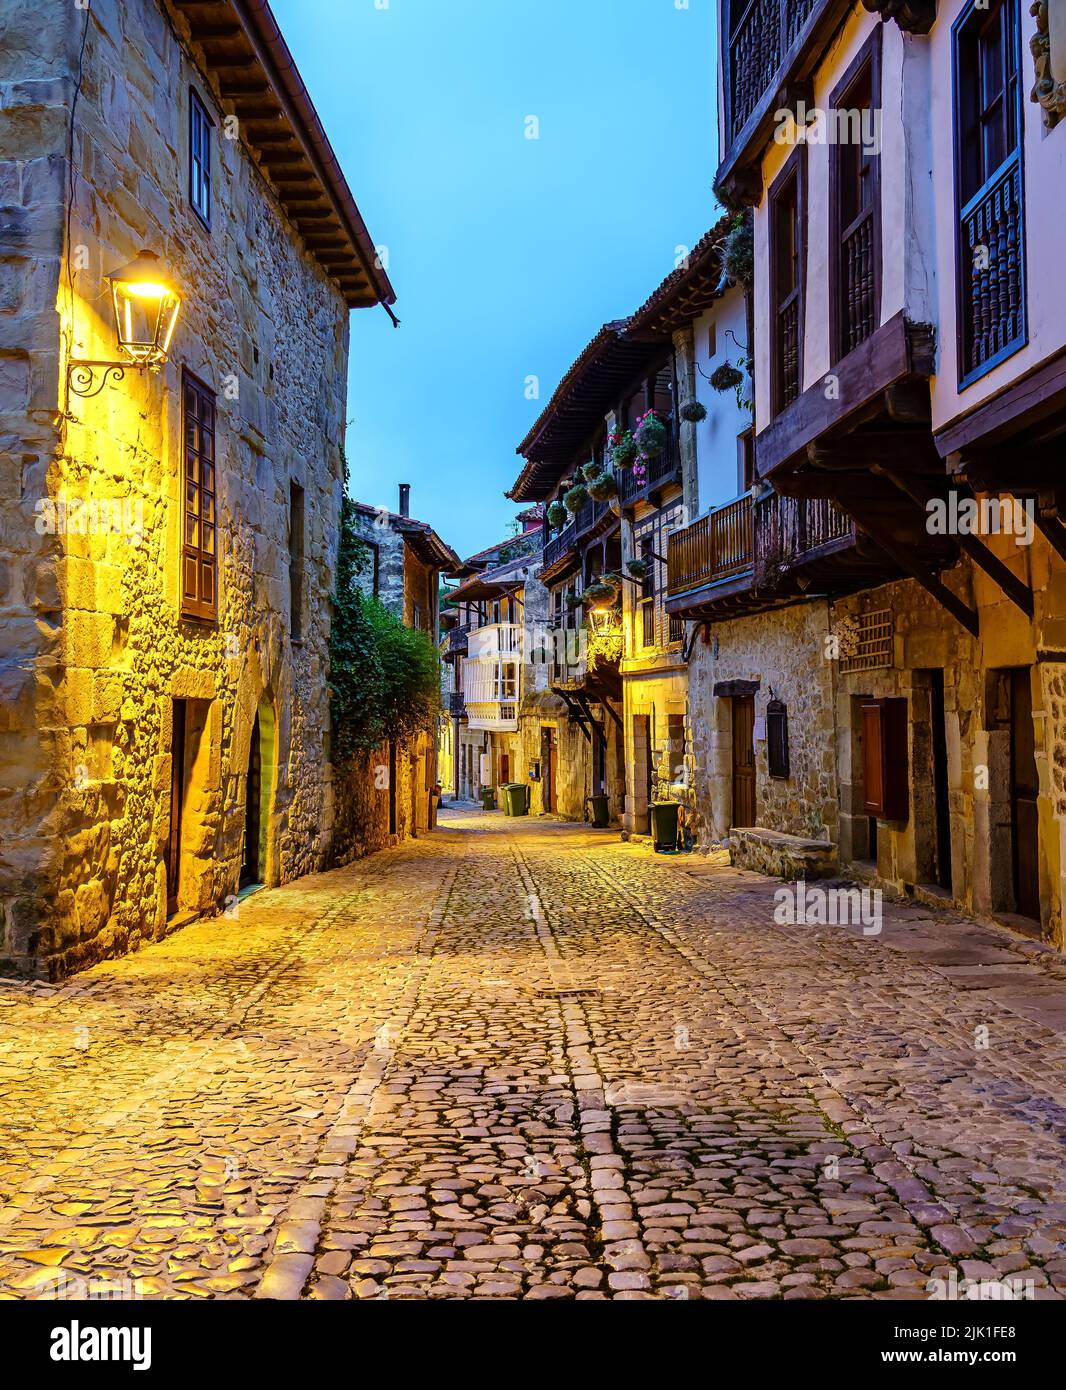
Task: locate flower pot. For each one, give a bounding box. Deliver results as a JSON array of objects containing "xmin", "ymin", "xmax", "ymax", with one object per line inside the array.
[
  {"xmin": 680, "ymin": 400, "xmax": 707, "ymax": 423},
  {"xmin": 588, "ymin": 473, "xmax": 618, "ymax": 501},
  {"xmin": 581, "ymin": 460, "xmax": 603, "ymax": 482},
  {"xmin": 563, "ymin": 484, "xmax": 590, "ymax": 514},
  {"xmin": 611, "ymin": 434, "xmax": 638, "ymax": 469},
  {"xmin": 635, "ymin": 414, "xmax": 667, "ymax": 458},
  {"xmin": 547, "ymin": 501, "xmax": 568, "ymax": 530}
]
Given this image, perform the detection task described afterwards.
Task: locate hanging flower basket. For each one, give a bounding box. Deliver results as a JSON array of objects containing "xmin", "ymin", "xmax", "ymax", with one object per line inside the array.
[
  {"xmin": 581, "ymin": 459, "xmax": 603, "ymax": 483},
  {"xmin": 582, "ymin": 581, "xmax": 617, "ymax": 607},
  {"xmin": 634, "ymin": 410, "xmax": 668, "ymax": 459},
  {"xmin": 610, "ymin": 430, "xmax": 638, "ymax": 470},
  {"xmin": 588, "ymin": 472, "xmax": 618, "ymax": 501},
  {"xmin": 679, "ymin": 400, "xmax": 707, "ymax": 423},
  {"xmin": 709, "ymin": 362, "xmax": 744, "ymax": 394},
  {"xmin": 563, "ymin": 483, "xmax": 590, "ymax": 514},
  {"xmin": 626, "ymin": 558, "xmax": 648, "ymax": 581},
  {"xmin": 546, "ymin": 500, "xmax": 568, "ymax": 530}
]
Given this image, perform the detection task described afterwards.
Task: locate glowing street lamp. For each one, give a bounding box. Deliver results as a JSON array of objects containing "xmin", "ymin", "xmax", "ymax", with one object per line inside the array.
[
  {"xmin": 588, "ymin": 602, "xmax": 618, "ymax": 637},
  {"xmin": 66, "ymin": 248, "xmax": 182, "ymax": 408},
  {"xmin": 106, "ymin": 250, "xmax": 181, "ymax": 365}
]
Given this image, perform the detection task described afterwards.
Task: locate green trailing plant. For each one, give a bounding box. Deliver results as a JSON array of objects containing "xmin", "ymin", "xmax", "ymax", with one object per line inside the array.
[
  {"xmin": 329, "ymin": 494, "xmax": 441, "ymax": 759},
  {"xmin": 722, "ymin": 213, "xmax": 754, "ymax": 287},
  {"xmin": 588, "ymin": 471, "xmax": 618, "ymax": 501},
  {"xmin": 634, "ymin": 409, "xmax": 667, "ymax": 458},
  {"xmin": 546, "ymin": 500, "xmax": 568, "ymax": 530},
  {"xmin": 581, "ymin": 459, "xmax": 603, "ymax": 482},
  {"xmin": 610, "ymin": 429, "xmax": 638, "ymax": 469},
  {"xmin": 625, "ymin": 558, "xmax": 648, "ymax": 581},
  {"xmin": 563, "ymin": 482, "xmax": 590, "ymax": 514},
  {"xmin": 679, "ymin": 400, "xmax": 707, "ymax": 423}
]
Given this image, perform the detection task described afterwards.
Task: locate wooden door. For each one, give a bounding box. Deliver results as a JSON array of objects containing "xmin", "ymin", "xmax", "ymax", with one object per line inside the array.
[
  {"xmin": 240, "ymin": 710, "xmax": 261, "ymax": 889},
  {"xmin": 541, "ymin": 727, "xmax": 555, "ymax": 813},
  {"xmin": 1010, "ymin": 669, "xmax": 1040, "ymax": 920},
  {"xmin": 500, "ymin": 753, "xmax": 510, "ymax": 785},
  {"xmin": 732, "ymin": 695, "xmax": 756, "ymax": 829},
  {"xmin": 167, "ymin": 700, "xmax": 187, "ymax": 914}
]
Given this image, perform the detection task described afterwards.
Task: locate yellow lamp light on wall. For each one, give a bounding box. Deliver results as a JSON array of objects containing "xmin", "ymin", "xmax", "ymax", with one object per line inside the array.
[{"xmin": 66, "ymin": 248, "xmax": 181, "ymax": 408}]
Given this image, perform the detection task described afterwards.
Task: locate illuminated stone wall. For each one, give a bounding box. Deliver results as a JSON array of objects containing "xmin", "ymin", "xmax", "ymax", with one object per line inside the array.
[{"xmin": 0, "ymin": 1, "xmax": 351, "ymax": 974}]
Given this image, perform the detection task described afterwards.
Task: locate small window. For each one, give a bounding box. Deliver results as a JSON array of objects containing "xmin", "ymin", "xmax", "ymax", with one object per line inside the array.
[
  {"xmin": 737, "ymin": 428, "xmax": 755, "ymax": 492},
  {"xmin": 189, "ymin": 88, "xmax": 213, "ymax": 228},
  {"xmin": 181, "ymin": 373, "xmax": 217, "ymax": 622},
  {"xmin": 413, "ymin": 602, "xmax": 423, "ymax": 631},
  {"xmin": 707, "ymin": 321, "xmax": 717, "ymax": 359},
  {"xmin": 767, "ymin": 699, "xmax": 790, "ymax": 779}
]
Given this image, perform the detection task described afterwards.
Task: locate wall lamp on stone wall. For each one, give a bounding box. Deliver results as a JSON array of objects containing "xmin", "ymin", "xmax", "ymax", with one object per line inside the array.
[{"xmin": 66, "ymin": 250, "xmax": 182, "ymax": 406}]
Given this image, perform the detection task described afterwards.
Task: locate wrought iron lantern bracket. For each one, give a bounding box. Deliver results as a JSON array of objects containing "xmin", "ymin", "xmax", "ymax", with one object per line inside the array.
[{"xmin": 63, "ymin": 358, "xmax": 153, "ymax": 419}]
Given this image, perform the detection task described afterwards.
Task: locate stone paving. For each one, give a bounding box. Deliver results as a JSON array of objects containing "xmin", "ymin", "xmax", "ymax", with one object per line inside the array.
[{"xmin": 2, "ymin": 806, "xmax": 1066, "ymax": 1300}]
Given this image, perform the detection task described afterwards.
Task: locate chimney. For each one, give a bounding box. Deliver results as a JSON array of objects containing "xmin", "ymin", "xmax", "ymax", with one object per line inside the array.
[{"xmin": 398, "ymin": 483, "xmax": 411, "ymax": 518}]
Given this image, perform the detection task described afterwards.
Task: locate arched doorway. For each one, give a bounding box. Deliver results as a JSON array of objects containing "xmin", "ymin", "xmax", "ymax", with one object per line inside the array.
[{"xmin": 240, "ymin": 699, "xmax": 276, "ymax": 889}]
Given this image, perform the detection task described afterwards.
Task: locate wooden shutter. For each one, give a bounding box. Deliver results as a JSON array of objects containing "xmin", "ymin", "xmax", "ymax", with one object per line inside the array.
[
  {"xmin": 181, "ymin": 374, "xmax": 217, "ymax": 621},
  {"xmin": 861, "ymin": 698, "xmax": 908, "ymax": 820}
]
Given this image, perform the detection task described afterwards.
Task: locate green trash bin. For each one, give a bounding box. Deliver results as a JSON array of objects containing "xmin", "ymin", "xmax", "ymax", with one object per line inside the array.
[
  {"xmin": 589, "ymin": 794, "xmax": 610, "ymax": 828},
  {"xmin": 650, "ymin": 801, "xmax": 681, "ymax": 852},
  {"xmin": 504, "ymin": 783, "xmax": 529, "ymax": 817},
  {"xmin": 479, "ymin": 786, "xmax": 497, "ymax": 811}
]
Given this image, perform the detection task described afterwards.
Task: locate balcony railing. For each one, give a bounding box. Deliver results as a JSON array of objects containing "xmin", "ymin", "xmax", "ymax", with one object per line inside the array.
[
  {"xmin": 959, "ymin": 153, "xmax": 1025, "ymax": 384},
  {"xmin": 467, "ymin": 622, "xmax": 522, "ymax": 659},
  {"xmin": 728, "ymin": 0, "xmax": 820, "ymax": 142},
  {"xmin": 668, "ymin": 492, "xmax": 853, "ymax": 599},
  {"xmin": 543, "ymin": 519, "xmax": 577, "ymax": 572},
  {"xmin": 841, "ymin": 209, "xmax": 876, "ymax": 356},
  {"xmin": 667, "ymin": 494, "xmax": 754, "ymax": 597},
  {"xmin": 444, "ymin": 624, "xmax": 469, "ymax": 657},
  {"xmin": 620, "ymin": 432, "xmax": 683, "ymax": 506}
]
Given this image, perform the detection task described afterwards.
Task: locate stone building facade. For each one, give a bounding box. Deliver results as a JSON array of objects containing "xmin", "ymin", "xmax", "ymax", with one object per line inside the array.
[
  {"xmin": 331, "ymin": 490, "xmax": 458, "ymax": 861},
  {"xmin": 0, "ymin": 0, "xmax": 394, "ymax": 974}
]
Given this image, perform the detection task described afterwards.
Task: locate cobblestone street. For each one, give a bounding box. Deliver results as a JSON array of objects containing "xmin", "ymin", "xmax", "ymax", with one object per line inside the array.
[{"xmin": 3, "ymin": 807, "xmax": 1066, "ymax": 1301}]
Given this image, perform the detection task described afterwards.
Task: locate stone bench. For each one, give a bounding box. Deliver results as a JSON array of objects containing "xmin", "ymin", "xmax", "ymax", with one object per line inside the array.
[{"xmin": 728, "ymin": 827, "xmax": 838, "ymax": 880}]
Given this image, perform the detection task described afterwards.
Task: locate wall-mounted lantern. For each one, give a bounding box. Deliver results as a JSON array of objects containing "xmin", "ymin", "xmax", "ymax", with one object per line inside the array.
[
  {"xmin": 66, "ymin": 249, "xmax": 182, "ymax": 405},
  {"xmin": 587, "ymin": 602, "xmax": 618, "ymax": 637}
]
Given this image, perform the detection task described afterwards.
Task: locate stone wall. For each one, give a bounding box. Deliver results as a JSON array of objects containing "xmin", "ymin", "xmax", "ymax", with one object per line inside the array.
[
  {"xmin": 0, "ymin": 0, "xmax": 351, "ymax": 974},
  {"xmin": 686, "ymin": 599, "xmax": 839, "ymax": 851},
  {"xmin": 328, "ymin": 730, "xmax": 435, "ymax": 866}
]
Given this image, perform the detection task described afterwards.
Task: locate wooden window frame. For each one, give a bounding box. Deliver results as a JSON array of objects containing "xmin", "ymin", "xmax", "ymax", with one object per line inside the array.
[
  {"xmin": 768, "ymin": 143, "xmax": 807, "ymax": 418},
  {"xmin": 828, "ymin": 29, "xmax": 883, "ymax": 367},
  {"xmin": 952, "ymin": 0, "xmax": 1027, "ymax": 389},
  {"xmin": 189, "ymin": 87, "xmax": 213, "ymax": 230},
  {"xmin": 181, "ymin": 371, "xmax": 218, "ymax": 623}
]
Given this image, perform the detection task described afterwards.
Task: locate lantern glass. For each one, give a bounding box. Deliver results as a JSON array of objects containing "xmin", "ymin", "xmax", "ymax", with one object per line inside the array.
[
  {"xmin": 106, "ymin": 250, "xmax": 181, "ymax": 364},
  {"xmin": 589, "ymin": 606, "xmax": 616, "ymax": 637}
]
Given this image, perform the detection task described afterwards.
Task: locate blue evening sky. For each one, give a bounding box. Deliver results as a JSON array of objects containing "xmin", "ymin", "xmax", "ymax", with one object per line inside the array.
[{"xmin": 271, "ymin": 0, "xmax": 719, "ymax": 561}]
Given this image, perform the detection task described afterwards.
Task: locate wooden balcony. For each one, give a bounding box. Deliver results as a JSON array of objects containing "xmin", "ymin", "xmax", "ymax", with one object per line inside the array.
[
  {"xmin": 620, "ymin": 433, "xmax": 683, "ymax": 509},
  {"xmin": 543, "ymin": 519, "xmax": 577, "ymax": 575},
  {"xmin": 667, "ymin": 490, "xmax": 873, "ymax": 620},
  {"xmin": 728, "ymin": 0, "xmax": 820, "ymax": 146},
  {"xmin": 667, "ymin": 494, "xmax": 754, "ymax": 598}
]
